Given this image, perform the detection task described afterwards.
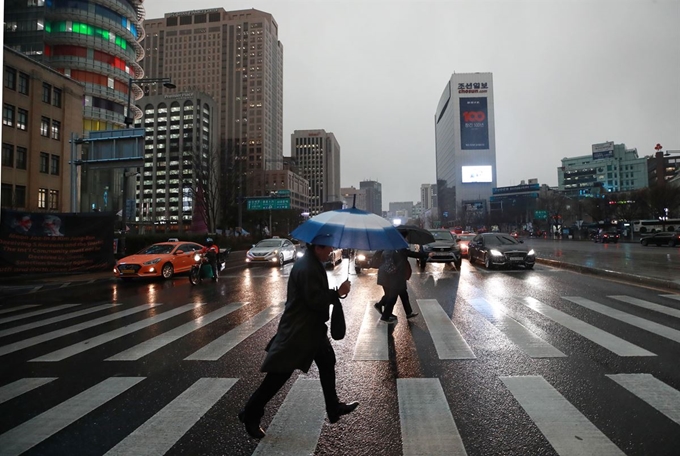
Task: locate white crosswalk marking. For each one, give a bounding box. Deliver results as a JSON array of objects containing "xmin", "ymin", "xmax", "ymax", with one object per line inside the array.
[
  {"xmin": 0, "ymin": 303, "xmax": 119, "ymax": 338},
  {"xmin": 104, "ymin": 378, "xmax": 237, "ymax": 456},
  {"xmin": 0, "ymin": 304, "xmax": 80, "ymax": 325},
  {"xmin": 660, "ymin": 294, "xmax": 680, "ymax": 302},
  {"xmin": 417, "ymin": 299, "xmax": 476, "ymax": 359},
  {"xmin": 185, "ymin": 302, "xmax": 282, "ymax": 361},
  {"xmin": 0, "ymin": 303, "xmax": 162, "ymax": 357},
  {"xmin": 0, "ymin": 377, "xmax": 144, "ymax": 456},
  {"xmin": 252, "ymin": 378, "xmax": 326, "ymax": 456},
  {"xmin": 609, "ymin": 295, "xmax": 680, "ymax": 318},
  {"xmin": 398, "ymin": 378, "xmax": 467, "ymax": 456},
  {"xmin": 0, "ymin": 305, "xmax": 39, "ymax": 316},
  {"xmin": 501, "ymin": 376, "xmax": 625, "ymax": 456},
  {"xmin": 107, "ymin": 302, "xmax": 246, "ymax": 361},
  {"xmin": 607, "ymin": 373, "xmax": 680, "ymax": 425},
  {"xmin": 31, "ymin": 303, "xmax": 204, "ymax": 362},
  {"xmin": 564, "ymin": 296, "xmax": 680, "ymax": 344},
  {"xmin": 353, "ymin": 304, "xmax": 389, "ymax": 361},
  {"xmin": 469, "ymin": 298, "xmax": 566, "ymax": 358},
  {"xmin": 0, "ymin": 378, "xmax": 56, "ymax": 405},
  {"xmin": 522, "ymin": 297, "xmax": 655, "ymax": 357}
]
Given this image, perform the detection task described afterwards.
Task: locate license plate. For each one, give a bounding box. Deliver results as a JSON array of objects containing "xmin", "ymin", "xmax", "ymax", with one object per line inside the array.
[{"xmin": 509, "ymin": 257, "xmax": 523, "ymax": 262}]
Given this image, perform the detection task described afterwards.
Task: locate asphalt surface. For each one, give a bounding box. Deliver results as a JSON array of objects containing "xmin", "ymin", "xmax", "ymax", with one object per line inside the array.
[{"xmin": 1, "ymin": 238, "xmax": 679, "ymax": 300}]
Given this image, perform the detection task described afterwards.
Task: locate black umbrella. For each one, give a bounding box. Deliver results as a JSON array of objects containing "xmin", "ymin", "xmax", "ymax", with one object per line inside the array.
[{"xmin": 395, "ymin": 225, "xmax": 435, "ymax": 245}]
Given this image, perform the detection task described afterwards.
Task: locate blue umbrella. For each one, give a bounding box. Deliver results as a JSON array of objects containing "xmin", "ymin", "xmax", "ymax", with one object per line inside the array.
[{"xmin": 291, "ymin": 207, "xmax": 408, "ymax": 251}]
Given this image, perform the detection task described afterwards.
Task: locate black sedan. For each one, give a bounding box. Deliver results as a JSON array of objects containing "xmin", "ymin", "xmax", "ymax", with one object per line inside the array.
[
  {"xmin": 640, "ymin": 231, "xmax": 680, "ymax": 247},
  {"xmin": 468, "ymin": 233, "xmax": 536, "ymax": 269}
]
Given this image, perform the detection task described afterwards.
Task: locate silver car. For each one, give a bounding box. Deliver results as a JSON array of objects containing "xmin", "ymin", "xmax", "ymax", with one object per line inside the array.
[{"xmin": 246, "ymin": 238, "xmax": 297, "ymax": 266}]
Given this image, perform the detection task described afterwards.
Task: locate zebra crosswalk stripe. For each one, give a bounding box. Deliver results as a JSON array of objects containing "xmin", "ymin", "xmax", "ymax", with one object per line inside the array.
[
  {"xmin": 398, "ymin": 378, "xmax": 467, "ymax": 456},
  {"xmin": 417, "ymin": 299, "xmax": 476, "ymax": 359},
  {"xmin": 0, "ymin": 303, "xmax": 80, "ymax": 325},
  {"xmin": 185, "ymin": 302, "xmax": 283, "ymax": 361},
  {"xmin": 252, "ymin": 378, "xmax": 326, "ymax": 456},
  {"xmin": 0, "ymin": 303, "xmax": 120, "ymax": 338},
  {"xmin": 0, "ymin": 377, "xmax": 144, "ymax": 456},
  {"xmin": 107, "ymin": 302, "xmax": 246, "ymax": 361},
  {"xmin": 0, "ymin": 378, "xmax": 57, "ymax": 405},
  {"xmin": 31, "ymin": 303, "xmax": 204, "ymax": 362},
  {"xmin": 353, "ymin": 304, "xmax": 389, "ymax": 361},
  {"xmin": 660, "ymin": 294, "xmax": 680, "ymax": 302},
  {"xmin": 609, "ymin": 295, "xmax": 680, "ymax": 319},
  {"xmin": 0, "ymin": 303, "xmax": 162, "ymax": 357},
  {"xmin": 469, "ymin": 298, "xmax": 566, "ymax": 358},
  {"xmin": 607, "ymin": 373, "xmax": 680, "ymax": 425},
  {"xmin": 104, "ymin": 378, "xmax": 237, "ymax": 456},
  {"xmin": 0, "ymin": 305, "xmax": 39, "ymax": 316},
  {"xmin": 563, "ymin": 296, "xmax": 680, "ymax": 344},
  {"xmin": 500, "ymin": 375, "xmax": 625, "ymax": 456},
  {"xmin": 522, "ymin": 297, "xmax": 655, "ymax": 357}
]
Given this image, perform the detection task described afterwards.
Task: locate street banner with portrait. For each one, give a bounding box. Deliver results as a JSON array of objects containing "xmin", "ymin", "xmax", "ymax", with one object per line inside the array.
[
  {"xmin": 459, "ymin": 97, "xmax": 489, "ymax": 150},
  {"xmin": 0, "ymin": 209, "xmax": 115, "ymax": 275}
]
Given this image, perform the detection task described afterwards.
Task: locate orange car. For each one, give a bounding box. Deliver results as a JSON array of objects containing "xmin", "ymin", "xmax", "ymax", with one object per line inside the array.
[{"xmin": 114, "ymin": 241, "xmax": 205, "ymax": 280}]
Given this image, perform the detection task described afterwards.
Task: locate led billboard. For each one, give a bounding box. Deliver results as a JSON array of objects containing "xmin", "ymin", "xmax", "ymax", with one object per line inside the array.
[
  {"xmin": 461, "ymin": 165, "xmax": 493, "ymax": 183},
  {"xmin": 459, "ymin": 97, "xmax": 489, "ymax": 150}
]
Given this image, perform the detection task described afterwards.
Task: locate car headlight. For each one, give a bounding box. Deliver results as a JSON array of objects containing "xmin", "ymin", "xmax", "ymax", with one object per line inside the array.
[
  {"xmin": 143, "ymin": 258, "xmax": 161, "ymax": 265},
  {"xmin": 296, "ymin": 251, "xmax": 304, "ymax": 258},
  {"xmin": 357, "ymin": 254, "xmax": 366, "ymax": 261},
  {"xmin": 193, "ymin": 253, "xmax": 201, "ymax": 262},
  {"xmin": 422, "ymin": 244, "xmax": 432, "ymax": 252},
  {"xmin": 489, "ymin": 249, "xmax": 503, "ymax": 257},
  {"xmin": 527, "ymin": 249, "xmax": 535, "ymax": 256}
]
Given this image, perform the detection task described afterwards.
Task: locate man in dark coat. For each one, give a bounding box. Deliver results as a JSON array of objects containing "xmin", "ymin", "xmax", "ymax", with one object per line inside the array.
[{"xmin": 238, "ymin": 243, "xmax": 357, "ymax": 439}]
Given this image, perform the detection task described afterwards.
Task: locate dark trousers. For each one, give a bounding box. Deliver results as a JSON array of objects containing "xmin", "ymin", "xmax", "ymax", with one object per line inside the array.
[
  {"xmin": 379, "ymin": 284, "xmax": 413, "ymax": 319},
  {"xmin": 243, "ymin": 344, "xmax": 339, "ymax": 421}
]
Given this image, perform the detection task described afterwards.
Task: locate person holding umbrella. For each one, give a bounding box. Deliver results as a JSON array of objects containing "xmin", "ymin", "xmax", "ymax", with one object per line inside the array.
[{"xmin": 238, "ymin": 239, "xmax": 357, "ymax": 439}]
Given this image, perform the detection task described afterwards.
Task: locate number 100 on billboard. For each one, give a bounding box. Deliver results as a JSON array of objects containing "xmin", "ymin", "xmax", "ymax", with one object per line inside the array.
[{"xmin": 460, "ymin": 97, "xmax": 489, "ymax": 150}]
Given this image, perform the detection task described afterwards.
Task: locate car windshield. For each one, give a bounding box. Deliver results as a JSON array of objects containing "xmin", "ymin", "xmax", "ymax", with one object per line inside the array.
[
  {"xmin": 458, "ymin": 234, "xmax": 475, "ymax": 241},
  {"xmin": 256, "ymin": 240, "xmax": 284, "ymax": 248},
  {"xmin": 430, "ymin": 231, "xmax": 454, "ymax": 240},
  {"xmin": 138, "ymin": 244, "xmax": 175, "ymax": 255},
  {"xmin": 484, "ymin": 234, "xmax": 519, "ymax": 246}
]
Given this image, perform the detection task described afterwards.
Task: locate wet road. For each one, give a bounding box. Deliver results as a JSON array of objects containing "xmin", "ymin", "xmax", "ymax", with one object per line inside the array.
[{"xmin": 1, "ymin": 250, "xmax": 680, "ymax": 455}]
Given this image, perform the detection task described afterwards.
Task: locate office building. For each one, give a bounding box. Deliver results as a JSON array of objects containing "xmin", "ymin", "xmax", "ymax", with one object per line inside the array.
[
  {"xmin": 360, "ymin": 180, "xmax": 382, "ymax": 216},
  {"xmin": 420, "ymin": 183, "xmax": 437, "ymax": 210},
  {"xmin": 4, "ymin": 0, "xmax": 146, "ymax": 132},
  {"xmin": 2, "ymin": 46, "xmax": 84, "ymax": 212},
  {"xmin": 388, "ymin": 201, "xmax": 414, "ymax": 221},
  {"xmin": 291, "ymin": 129, "xmax": 341, "ymax": 215},
  {"xmin": 434, "ymin": 72, "xmax": 497, "ymax": 226},
  {"xmin": 141, "ymin": 8, "xmax": 284, "ymax": 200},
  {"xmin": 341, "ymin": 186, "xmax": 367, "ymax": 210}
]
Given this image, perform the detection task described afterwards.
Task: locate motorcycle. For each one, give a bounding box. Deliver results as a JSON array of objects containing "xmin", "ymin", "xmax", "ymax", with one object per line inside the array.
[{"xmin": 189, "ymin": 248, "xmax": 230, "ymax": 286}]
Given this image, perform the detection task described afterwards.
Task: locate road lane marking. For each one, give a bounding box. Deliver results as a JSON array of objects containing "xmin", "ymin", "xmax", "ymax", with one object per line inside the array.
[
  {"xmin": 0, "ymin": 303, "xmax": 119, "ymax": 338},
  {"xmin": 563, "ymin": 296, "xmax": 680, "ymax": 344},
  {"xmin": 501, "ymin": 376, "xmax": 625, "ymax": 456},
  {"xmin": 104, "ymin": 378, "xmax": 236, "ymax": 456},
  {"xmin": 0, "ymin": 305, "xmax": 39, "ymax": 316},
  {"xmin": 252, "ymin": 378, "xmax": 325, "ymax": 456},
  {"xmin": 607, "ymin": 373, "xmax": 680, "ymax": 425},
  {"xmin": 353, "ymin": 304, "xmax": 389, "ymax": 361},
  {"xmin": 398, "ymin": 378, "xmax": 467, "ymax": 456},
  {"xmin": 31, "ymin": 303, "xmax": 203, "ymax": 362},
  {"xmin": 0, "ymin": 304, "xmax": 80, "ymax": 325},
  {"xmin": 108, "ymin": 302, "xmax": 247, "ymax": 361},
  {"xmin": 59, "ymin": 282, "xmax": 71, "ymax": 288},
  {"xmin": 660, "ymin": 294, "xmax": 680, "ymax": 302},
  {"xmin": 0, "ymin": 303, "xmax": 162, "ymax": 357},
  {"xmin": 185, "ymin": 302, "xmax": 282, "ymax": 361},
  {"xmin": 0, "ymin": 377, "xmax": 144, "ymax": 456},
  {"xmin": 418, "ymin": 299, "xmax": 476, "ymax": 359},
  {"xmin": 469, "ymin": 298, "xmax": 566, "ymax": 358},
  {"xmin": 0, "ymin": 378, "xmax": 57, "ymax": 405},
  {"xmin": 609, "ymin": 295, "xmax": 680, "ymax": 319},
  {"xmin": 522, "ymin": 297, "xmax": 654, "ymax": 357}
]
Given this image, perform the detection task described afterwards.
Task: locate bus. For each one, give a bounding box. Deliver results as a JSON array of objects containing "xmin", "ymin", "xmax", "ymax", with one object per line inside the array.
[{"xmin": 632, "ymin": 219, "xmax": 680, "ymax": 234}]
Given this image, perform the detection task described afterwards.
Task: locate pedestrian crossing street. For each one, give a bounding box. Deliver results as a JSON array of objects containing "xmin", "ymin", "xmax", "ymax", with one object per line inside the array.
[{"xmin": 1, "ymin": 291, "xmax": 680, "ymax": 455}]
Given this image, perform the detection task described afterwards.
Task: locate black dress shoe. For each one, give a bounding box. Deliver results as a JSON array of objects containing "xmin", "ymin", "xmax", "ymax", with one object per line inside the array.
[
  {"xmin": 328, "ymin": 401, "xmax": 359, "ymax": 423},
  {"xmin": 238, "ymin": 410, "xmax": 265, "ymax": 439}
]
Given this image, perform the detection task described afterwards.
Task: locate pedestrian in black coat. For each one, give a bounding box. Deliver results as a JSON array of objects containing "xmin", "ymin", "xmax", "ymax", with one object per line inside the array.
[{"xmin": 238, "ymin": 244, "xmax": 357, "ymax": 439}]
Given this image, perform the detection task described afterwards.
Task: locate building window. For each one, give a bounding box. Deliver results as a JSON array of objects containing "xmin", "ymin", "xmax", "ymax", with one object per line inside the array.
[
  {"xmin": 40, "ymin": 117, "xmax": 49, "ymax": 136},
  {"xmin": 4, "ymin": 67, "xmax": 16, "ymax": 90},
  {"xmin": 18, "ymin": 72, "xmax": 29, "ymax": 95},
  {"xmin": 53, "ymin": 88, "xmax": 62, "ymax": 107},
  {"xmin": 51, "ymin": 120, "xmax": 61, "ymax": 140},
  {"xmin": 42, "ymin": 83, "xmax": 51, "ymax": 103},
  {"xmin": 15, "ymin": 185, "xmax": 26, "ymax": 207},
  {"xmin": 49, "ymin": 190, "xmax": 59, "ymax": 210},
  {"xmin": 16, "ymin": 147, "xmax": 27, "ymax": 169},
  {"xmin": 40, "ymin": 152, "xmax": 49, "ymax": 173},
  {"xmin": 2, "ymin": 143, "xmax": 13, "ymax": 167},
  {"xmin": 17, "ymin": 108, "xmax": 28, "ymax": 130},
  {"xmin": 3, "ymin": 104, "xmax": 15, "ymax": 127},
  {"xmin": 38, "ymin": 188, "xmax": 47, "ymax": 209},
  {"xmin": 1, "ymin": 184, "xmax": 12, "ymax": 207},
  {"xmin": 50, "ymin": 155, "xmax": 60, "ymax": 175}
]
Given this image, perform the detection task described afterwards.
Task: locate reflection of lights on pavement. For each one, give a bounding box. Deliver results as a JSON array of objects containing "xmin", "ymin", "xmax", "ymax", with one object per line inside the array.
[{"xmin": 524, "ymin": 296, "xmax": 541, "ymax": 310}]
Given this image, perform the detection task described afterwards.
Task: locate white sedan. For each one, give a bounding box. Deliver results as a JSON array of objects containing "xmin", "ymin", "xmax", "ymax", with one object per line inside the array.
[{"xmin": 246, "ymin": 238, "xmax": 297, "ymax": 266}]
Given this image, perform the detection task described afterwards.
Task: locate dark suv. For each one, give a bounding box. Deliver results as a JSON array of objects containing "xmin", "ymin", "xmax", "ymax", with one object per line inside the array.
[
  {"xmin": 593, "ymin": 230, "xmax": 620, "ymax": 244},
  {"xmin": 418, "ymin": 229, "xmax": 462, "ymax": 269}
]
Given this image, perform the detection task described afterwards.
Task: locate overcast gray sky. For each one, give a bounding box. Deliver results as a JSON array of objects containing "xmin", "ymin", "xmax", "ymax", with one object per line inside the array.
[{"xmin": 144, "ymin": 0, "xmax": 680, "ymax": 206}]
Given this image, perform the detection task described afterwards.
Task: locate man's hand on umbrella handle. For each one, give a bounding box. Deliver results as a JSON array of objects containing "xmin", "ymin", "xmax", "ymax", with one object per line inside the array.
[{"xmin": 338, "ymin": 279, "xmax": 351, "ymax": 297}]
